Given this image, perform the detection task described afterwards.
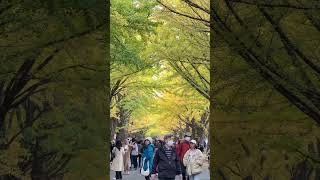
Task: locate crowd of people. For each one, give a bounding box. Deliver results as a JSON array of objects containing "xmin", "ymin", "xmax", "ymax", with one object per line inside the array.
[{"xmin": 110, "ymin": 133, "xmax": 208, "ymax": 180}]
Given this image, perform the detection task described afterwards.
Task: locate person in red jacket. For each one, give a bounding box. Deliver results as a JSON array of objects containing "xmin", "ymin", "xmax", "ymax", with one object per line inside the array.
[{"xmin": 176, "ymin": 132, "xmax": 191, "ymax": 180}]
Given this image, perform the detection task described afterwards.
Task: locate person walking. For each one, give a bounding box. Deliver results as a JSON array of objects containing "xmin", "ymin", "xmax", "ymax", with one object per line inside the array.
[
  {"xmin": 111, "ymin": 140, "xmax": 125, "ymax": 180},
  {"xmin": 151, "ymin": 134, "xmax": 182, "ymax": 180},
  {"xmin": 130, "ymin": 138, "xmax": 139, "ymax": 170},
  {"xmin": 137, "ymin": 140, "xmax": 143, "ymax": 168},
  {"xmin": 176, "ymin": 132, "xmax": 191, "ymax": 180},
  {"xmin": 123, "ymin": 138, "xmax": 132, "ymax": 175},
  {"xmin": 141, "ymin": 137, "xmax": 154, "ymax": 180},
  {"xmin": 183, "ymin": 140, "xmax": 204, "ymax": 180}
]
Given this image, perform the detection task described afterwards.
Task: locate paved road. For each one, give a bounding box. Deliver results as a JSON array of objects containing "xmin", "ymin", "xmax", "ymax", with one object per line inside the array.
[{"xmin": 110, "ymin": 167, "xmax": 210, "ymax": 180}]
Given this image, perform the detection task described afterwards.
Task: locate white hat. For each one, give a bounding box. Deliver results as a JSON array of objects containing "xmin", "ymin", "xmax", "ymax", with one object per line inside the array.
[
  {"xmin": 190, "ymin": 139, "xmax": 197, "ymax": 145},
  {"xmin": 145, "ymin": 137, "xmax": 153, "ymax": 143}
]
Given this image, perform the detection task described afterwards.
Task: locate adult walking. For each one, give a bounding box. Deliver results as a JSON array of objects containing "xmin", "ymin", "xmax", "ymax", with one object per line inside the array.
[
  {"xmin": 183, "ymin": 140, "xmax": 204, "ymax": 180},
  {"xmin": 152, "ymin": 134, "xmax": 182, "ymax": 180},
  {"xmin": 130, "ymin": 138, "xmax": 139, "ymax": 170},
  {"xmin": 176, "ymin": 132, "xmax": 191, "ymax": 180},
  {"xmin": 141, "ymin": 137, "xmax": 154, "ymax": 180},
  {"xmin": 123, "ymin": 138, "xmax": 132, "ymax": 175},
  {"xmin": 111, "ymin": 140, "xmax": 125, "ymax": 180},
  {"xmin": 137, "ymin": 140, "xmax": 143, "ymax": 168}
]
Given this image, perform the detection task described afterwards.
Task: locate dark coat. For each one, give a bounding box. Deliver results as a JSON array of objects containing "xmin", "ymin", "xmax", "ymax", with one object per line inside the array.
[{"xmin": 152, "ymin": 146, "xmax": 182, "ymax": 178}]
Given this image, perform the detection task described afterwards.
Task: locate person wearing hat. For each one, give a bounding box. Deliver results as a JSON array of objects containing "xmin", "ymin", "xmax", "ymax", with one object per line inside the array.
[
  {"xmin": 176, "ymin": 132, "xmax": 192, "ymax": 180},
  {"xmin": 183, "ymin": 140, "xmax": 204, "ymax": 180},
  {"xmin": 141, "ymin": 137, "xmax": 155, "ymax": 180},
  {"xmin": 151, "ymin": 134, "xmax": 182, "ymax": 180}
]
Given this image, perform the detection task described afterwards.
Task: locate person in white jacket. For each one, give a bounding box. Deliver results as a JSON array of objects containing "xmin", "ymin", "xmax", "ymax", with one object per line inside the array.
[
  {"xmin": 111, "ymin": 140, "xmax": 125, "ymax": 180},
  {"xmin": 183, "ymin": 140, "xmax": 204, "ymax": 180},
  {"xmin": 130, "ymin": 138, "xmax": 139, "ymax": 170}
]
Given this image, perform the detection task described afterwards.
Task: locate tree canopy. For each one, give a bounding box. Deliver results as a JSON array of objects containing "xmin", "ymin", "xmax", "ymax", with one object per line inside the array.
[{"xmin": 110, "ymin": 0, "xmax": 210, "ymax": 142}]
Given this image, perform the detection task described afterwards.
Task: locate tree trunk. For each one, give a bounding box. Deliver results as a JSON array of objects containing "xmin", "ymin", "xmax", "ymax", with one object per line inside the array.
[
  {"xmin": 0, "ymin": 109, "xmax": 7, "ymax": 139},
  {"xmin": 110, "ymin": 117, "xmax": 118, "ymax": 141},
  {"xmin": 31, "ymin": 140, "xmax": 45, "ymax": 180},
  {"xmin": 117, "ymin": 105, "xmax": 129, "ymax": 141}
]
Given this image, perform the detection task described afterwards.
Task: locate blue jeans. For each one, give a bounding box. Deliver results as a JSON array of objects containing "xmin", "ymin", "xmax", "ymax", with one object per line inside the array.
[{"xmin": 131, "ymin": 155, "xmax": 138, "ymax": 168}]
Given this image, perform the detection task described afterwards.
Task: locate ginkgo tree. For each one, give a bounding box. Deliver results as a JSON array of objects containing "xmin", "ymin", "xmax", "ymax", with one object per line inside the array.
[
  {"xmin": 110, "ymin": 0, "xmax": 162, "ymax": 140},
  {"xmin": 111, "ymin": 0, "xmax": 210, "ymax": 142},
  {"xmin": 124, "ymin": 59, "xmax": 209, "ymax": 141}
]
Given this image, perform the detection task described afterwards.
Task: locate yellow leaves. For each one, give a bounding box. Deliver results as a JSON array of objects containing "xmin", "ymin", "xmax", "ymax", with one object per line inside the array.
[
  {"xmin": 124, "ymin": 54, "xmax": 209, "ymax": 134},
  {"xmin": 111, "ymin": 0, "xmax": 210, "ymax": 136},
  {"xmin": 130, "ymin": 86, "xmax": 208, "ymax": 134},
  {"xmin": 111, "ymin": 105, "xmax": 118, "ymax": 117},
  {"xmin": 135, "ymin": 34, "xmax": 142, "ymax": 41},
  {"xmin": 146, "ymin": 128, "xmax": 170, "ymax": 137},
  {"xmin": 139, "ymin": 115, "xmax": 153, "ymax": 126},
  {"xmin": 132, "ymin": 114, "xmax": 155, "ymax": 130}
]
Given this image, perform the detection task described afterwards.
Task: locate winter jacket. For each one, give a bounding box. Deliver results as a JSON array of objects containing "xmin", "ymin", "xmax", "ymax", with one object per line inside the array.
[
  {"xmin": 111, "ymin": 147, "xmax": 125, "ymax": 171},
  {"xmin": 183, "ymin": 149, "xmax": 204, "ymax": 175},
  {"xmin": 142, "ymin": 144, "xmax": 154, "ymax": 173},
  {"xmin": 152, "ymin": 146, "xmax": 182, "ymax": 178},
  {"xmin": 176, "ymin": 140, "xmax": 190, "ymax": 162}
]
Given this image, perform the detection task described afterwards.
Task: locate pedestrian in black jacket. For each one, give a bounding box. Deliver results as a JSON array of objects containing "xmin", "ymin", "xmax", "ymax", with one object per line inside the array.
[{"xmin": 151, "ymin": 134, "xmax": 182, "ymax": 180}]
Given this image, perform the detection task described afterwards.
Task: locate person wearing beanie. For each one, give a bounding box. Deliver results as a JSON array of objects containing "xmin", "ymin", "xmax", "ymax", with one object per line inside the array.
[
  {"xmin": 176, "ymin": 132, "xmax": 191, "ymax": 180},
  {"xmin": 151, "ymin": 134, "xmax": 182, "ymax": 180},
  {"xmin": 183, "ymin": 140, "xmax": 204, "ymax": 180}
]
